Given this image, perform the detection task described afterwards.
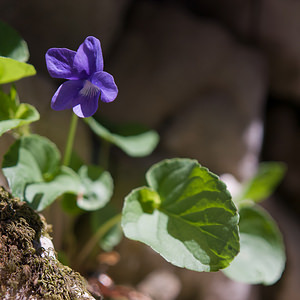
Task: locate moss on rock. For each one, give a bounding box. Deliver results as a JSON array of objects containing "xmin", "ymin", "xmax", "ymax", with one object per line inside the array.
[{"xmin": 0, "ymin": 187, "xmax": 94, "ymax": 299}]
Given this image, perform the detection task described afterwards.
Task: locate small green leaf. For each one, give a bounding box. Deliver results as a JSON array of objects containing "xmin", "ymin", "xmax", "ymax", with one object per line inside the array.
[
  {"xmin": 223, "ymin": 205, "xmax": 285, "ymax": 285},
  {"xmin": 122, "ymin": 158, "xmax": 240, "ymax": 272},
  {"xmin": 61, "ymin": 193, "xmax": 83, "ymax": 216},
  {"xmin": 77, "ymin": 165, "xmax": 113, "ymax": 211},
  {"xmin": 0, "ymin": 56, "xmax": 36, "ymax": 84},
  {"xmin": 0, "ymin": 104, "xmax": 40, "ymax": 136},
  {"xmin": 91, "ymin": 204, "xmax": 123, "ymax": 251},
  {"xmin": 0, "ymin": 87, "xmax": 39, "ymax": 136},
  {"xmin": 25, "ymin": 166, "xmax": 81, "ymax": 211},
  {"xmin": 85, "ymin": 117, "xmax": 159, "ymax": 157},
  {"xmin": 0, "ymin": 20, "xmax": 29, "ymax": 62},
  {"xmin": 2, "ymin": 134, "xmax": 80, "ymax": 210},
  {"xmin": 240, "ymin": 162, "xmax": 286, "ymax": 203}
]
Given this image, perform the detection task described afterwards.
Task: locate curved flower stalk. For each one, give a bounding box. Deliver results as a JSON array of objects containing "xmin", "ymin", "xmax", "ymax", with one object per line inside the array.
[{"xmin": 45, "ymin": 36, "xmax": 118, "ymax": 118}]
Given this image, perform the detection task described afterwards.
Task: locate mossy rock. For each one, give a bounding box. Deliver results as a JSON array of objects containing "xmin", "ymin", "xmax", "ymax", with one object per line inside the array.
[{"xmin": 0, "ymin": 187, "xmax": 95, "ymax": 299}]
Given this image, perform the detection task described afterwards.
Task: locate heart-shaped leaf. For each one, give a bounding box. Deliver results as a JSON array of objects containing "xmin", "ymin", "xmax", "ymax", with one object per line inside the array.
[
  {"xmin": 2, "ymin": 134, "xmax": 80, "ymax": 210},
  {"xmin": 85, "ymin": 117, "xmax": 159, "ymax": 157},
  {"xmin": 122, "ymin": 158, "xmax": 240, "ymax": 272},
  {"xmin": 76, "ymin": 165, "xmax": 113, "ymax": 211},
  {"xmin": 0, "ymin": 56, "xmax": 36, "ymax": 84},
  {"xmin": 0, "ymin": 87, "xmax": 39, "ymax": 136},
  {"xmin": 0, "ymin": 20, "xmax": 29, "ymax": 62},
  {"xmin": 223, "ymin": 205, "xmax": 285, "ymax": 285}
]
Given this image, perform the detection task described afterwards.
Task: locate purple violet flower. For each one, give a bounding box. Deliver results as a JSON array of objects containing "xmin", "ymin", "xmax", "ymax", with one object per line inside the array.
[{"xmin": 45, "ymin": 36, "xmax": 118, "ymax": 118}]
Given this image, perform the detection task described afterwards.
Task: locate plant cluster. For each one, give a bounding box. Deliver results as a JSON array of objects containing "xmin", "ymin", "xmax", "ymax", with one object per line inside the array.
[{"xmin": 0, "ymin": 20, "xmax": 287, "ymax": 298}]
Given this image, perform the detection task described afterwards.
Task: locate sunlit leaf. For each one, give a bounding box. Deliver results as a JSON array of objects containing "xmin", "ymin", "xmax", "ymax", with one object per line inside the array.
[
  {"xmin": 25, "ymin": 167, "xmax": 81, "ymax": 211},
  {"xmin": 0, "ymin": 56, "xmax": 36, "ymax": 84},
  {"xmin": 0, "ymin": 87, "xmax": 39, "ymax": 136},
  {"xmin": 2, "ymin": 134, "xmax": 80, "ymax": 211},
  {"xmin": 240, "ymin": 162, "xmax": 286, "ymax": 203},
  {"xmin": 122, "ymin": 158, "xmax": 240, "ymax": 272}
]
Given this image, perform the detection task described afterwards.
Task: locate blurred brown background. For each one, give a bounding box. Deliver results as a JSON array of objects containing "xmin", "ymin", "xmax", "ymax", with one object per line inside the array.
[{"xmin": 1, "ymin": 0, "xmax": 300, "ymax": 299}]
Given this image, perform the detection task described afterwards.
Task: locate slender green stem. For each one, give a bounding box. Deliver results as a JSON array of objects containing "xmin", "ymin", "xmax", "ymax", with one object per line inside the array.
[
  {"xmin": 63, "ymin": 113, "xmax": 78, "ymax": 166},
  {"xmin": 76, "ymin": 213, "xmax": 122, "ymax": 266}
]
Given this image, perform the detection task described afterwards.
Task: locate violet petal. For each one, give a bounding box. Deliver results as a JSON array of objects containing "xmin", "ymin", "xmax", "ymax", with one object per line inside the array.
[
  {"xmin": 51, "ymin": 80, "xmax": 84, "ymax": 111},
  {"xmin": 72, "ymin": 94, "xmax": 100, "ymax": 118},
  {"xmin": 45, "ymin": 48, "xmax": 80, "ymax": 80},
  {"xmin": 73, "ymin": 36, "xmax": 103, "ymax": 77},
  {"xmin": 91, "ymin": 71, "xmax": 118, "ymax": 103}
]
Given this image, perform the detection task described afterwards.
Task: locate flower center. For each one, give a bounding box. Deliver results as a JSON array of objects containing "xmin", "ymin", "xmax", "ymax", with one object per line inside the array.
[{"xmin": 79, "ymin": 80, "xmax": 100, "ymax": 98}]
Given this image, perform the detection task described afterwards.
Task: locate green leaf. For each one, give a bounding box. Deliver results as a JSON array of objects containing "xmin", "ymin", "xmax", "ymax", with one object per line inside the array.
[
  {"xmin": 122, "ymin": 158, "xmax": 240, "ymax": 272},
  {"xmin": 223, "ymin": 205, "xmax": 285, "ymax": 285},
  {"xmin": 2, "ymin": 134, "xmax": 80, "ymax": 211},
  {"xmin": 0, "ymin": 20, "xmax": 29, "ymax": 62},
  {"xmin": 91, "ymin": 204, "xmax": 123, "ymax": 251},
  {"xmin": 61, "ymin": 193, "xmax": 83, "ymax": 216},
  {"xmin": 0, "ymin": 56, "xmax": 36, "ymax": 84},
  {"xmin": 0, "ymin": 88, "xmax": 40, "ymax": 136},
  {"xmin": 77, "ymin": 165, "xmax": 113, "ymax": 211},
  {"xmin": 240, "ymin": 162, "xmax": 286, "ymax": 203},
  {"xmin": 25, "ymin": 166, "xmax": 81, "ymax": 211},
  {"xmin": 85, "ymin": 117, "xmax": 159, "ymax": 157}
]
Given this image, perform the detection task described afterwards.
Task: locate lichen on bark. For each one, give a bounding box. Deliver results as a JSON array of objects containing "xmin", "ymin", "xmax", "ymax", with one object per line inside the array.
[{"xmin": 0, "ymin": 187, "xmax": 94, "ymax": 299}]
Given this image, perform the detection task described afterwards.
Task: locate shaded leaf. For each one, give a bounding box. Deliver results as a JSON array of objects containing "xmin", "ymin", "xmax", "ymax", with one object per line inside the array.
[
  {"xmin": 122, "ymin": 158, "xmax": 240, "ymax": 272},
  {"xmin": 223, "ymin": 205, "xmax": 285, "ymax": 285},
  {"xmin": 61, "ymin": 193, "xmax": 83, "ymax": 216},
  {"xmin": 91, "ymin": 204, "xmax": 123, "ymax": 251},
  {"xmin": 85, "ymin": 117, "xmax": 159, "ymax": 157},
  {"xmin": 0, "ymin": 20, "xmax": 29, "ymax": 62}
]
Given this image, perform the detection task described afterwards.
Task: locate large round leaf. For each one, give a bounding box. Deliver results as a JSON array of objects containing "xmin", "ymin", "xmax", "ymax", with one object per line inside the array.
[
  {"xmin": 223, "ymin": 205, "xmax": 285, "ymax": 285},
  {"xmin": 122, "ymin": 158, "xmax": 240, "ymax": 272}
]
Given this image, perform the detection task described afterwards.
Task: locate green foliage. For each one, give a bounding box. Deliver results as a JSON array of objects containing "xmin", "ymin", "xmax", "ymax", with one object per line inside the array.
[
  {"xmin": 60, "ymin": 193, "xmax": 83, "ymax": 216},
  {"xmin": 85, "ymin": 117, "xmax": 159, "ymax": 157},
  {"xmin": 0, "ymin": 20, "xmax": 29, "ymax": 62},
  {"xmin": 76, "ymin": 165, "xmax": 113, "ymax": 211},
  {"xmin": 238, "ymin": 162, "xmax": 286, "ymax": 204},
  {"xmin": 0, "ymin": 21, "xmax": 35, "ymax": 84},
  {"xmin": 91, "ymin": 204, "xmax": 122, "ymax": 251},
  {"xmin": 223, "ymin": 206, "xmax": 285, "ymax": 285},
  {"xmin": 222, "ymin": 162, "xmax": 286, "ymax": 285},
  {"xmin": 122, "ymin": 158, "xmax": 240, "ymax": 272},
  {"xmin": 0, "ymin": 56, "xmax": 36, "ymax": 84},
  {"xmin": 0, "ymin": 86, "xmax": 39, "ymax": 136},
  {"xmin": 2, "ymin": 134, "xmax": 80, "ymax": 211}
]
